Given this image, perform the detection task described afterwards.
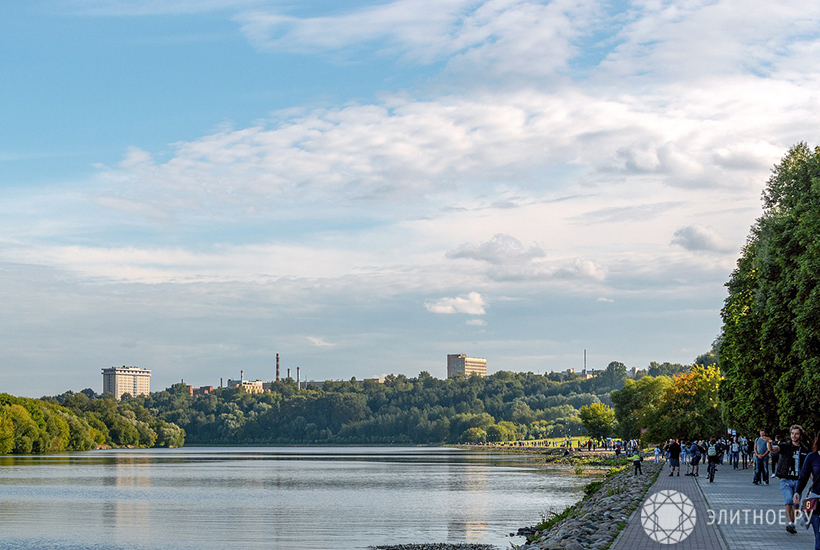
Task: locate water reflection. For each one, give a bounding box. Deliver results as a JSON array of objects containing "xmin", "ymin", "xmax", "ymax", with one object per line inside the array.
[{"xmin": 0, "ymin": 447, "xmax": 590, "ymax": 549}]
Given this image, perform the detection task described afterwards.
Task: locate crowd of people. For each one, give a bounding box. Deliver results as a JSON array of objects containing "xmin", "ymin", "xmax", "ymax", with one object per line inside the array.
[{"xmin": 643, "ymin": 426, "xmax": 820, "ymax": 549}]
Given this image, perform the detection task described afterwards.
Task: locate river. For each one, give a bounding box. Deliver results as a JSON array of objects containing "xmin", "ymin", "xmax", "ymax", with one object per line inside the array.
[{"xmin": 0, "ymin": 447, "xmax": 588, "ymax": 549}]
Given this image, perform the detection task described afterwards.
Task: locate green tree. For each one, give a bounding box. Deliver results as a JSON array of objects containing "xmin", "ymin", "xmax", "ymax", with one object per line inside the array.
[
  {"xmin": 597, "ymin": 362, "xmax": 627, "ymax": 390},
  {"xmin": 647, "ymin": 362, "xmax": 690, "ymax": 377},
  {"xmin": 578, "ymin": 403, "xmax": 615, "ymax": 439},
  {"xmin": 644, "ymin": 365, "xmax": 723, "ymax": 443},
  {"xmin": 611, "ymin": 375, "xmax": 672, "ymax": 440},
  {"xmin": 461, "ymin": 427, "xmax": 487, "ymax": 443},
  {"xmin": 0, "ymin": 408, "xmax": 14, "ymax": 454},
  {"xmin": 720, "ymin": 143, "xmax": 820, "ymax": 433},
  {"xmin": 486, "ymin": 422, "xmax": 516, "ymax": 442}
]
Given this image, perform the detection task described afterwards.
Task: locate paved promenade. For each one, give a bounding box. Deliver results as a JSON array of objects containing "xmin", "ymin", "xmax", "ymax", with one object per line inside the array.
[{"xmin": 611, "ymin": 460, "xmax": 813, "ymax": 549}]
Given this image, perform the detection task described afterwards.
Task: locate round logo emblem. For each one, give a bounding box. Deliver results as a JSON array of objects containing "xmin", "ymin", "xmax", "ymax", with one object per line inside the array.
[{"xmin": 640, "ymin": 490, "xmax": 697, "ymax": 544}]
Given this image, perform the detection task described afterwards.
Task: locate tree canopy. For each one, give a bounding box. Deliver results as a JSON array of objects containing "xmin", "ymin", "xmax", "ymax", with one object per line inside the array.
[
  {"xmin": 578, "ymin": 403, "xmax": 615, "ymax": 440},
  {"xmin": 720, "ymin": 143, "xmax": 820, "ymax": 434}
]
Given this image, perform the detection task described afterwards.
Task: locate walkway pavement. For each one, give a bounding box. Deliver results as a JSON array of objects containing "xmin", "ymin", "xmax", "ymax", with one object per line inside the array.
[
  {"xmin": 699, "ymin": 462, "xmax": 812, "ymax": 549},
  {"xmin": 611, "ymin": 460, "xmax": 813, "ymax": 549}
]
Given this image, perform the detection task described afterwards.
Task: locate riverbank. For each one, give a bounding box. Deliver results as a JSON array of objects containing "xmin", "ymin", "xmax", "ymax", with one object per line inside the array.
[
  {"xmin": 516, "ymin": 460, "xmax": 662, "ymax": 550},
  {"xmin": 454, "ymin": 444, "xmax": 637, "ymax": 470}
]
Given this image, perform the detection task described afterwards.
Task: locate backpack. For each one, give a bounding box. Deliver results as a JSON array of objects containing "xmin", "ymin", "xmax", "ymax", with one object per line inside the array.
[{"xmin": 707, "ymin": 445, "xmax": 717, "ymax": 457}]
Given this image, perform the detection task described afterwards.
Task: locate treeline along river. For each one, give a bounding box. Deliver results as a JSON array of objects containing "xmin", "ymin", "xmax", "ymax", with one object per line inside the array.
[{"xmin": 0, "ymin": 447, "xmax": 589, "ymax": 549}]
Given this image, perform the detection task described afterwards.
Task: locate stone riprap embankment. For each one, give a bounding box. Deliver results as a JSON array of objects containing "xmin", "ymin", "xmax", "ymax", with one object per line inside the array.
[{"xmin": 517, "ymin": 461, "xmax": 662, "ymax": 550}]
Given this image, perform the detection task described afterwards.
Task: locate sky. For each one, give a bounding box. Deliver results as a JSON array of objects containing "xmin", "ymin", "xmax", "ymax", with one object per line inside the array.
[{"xmin": 2, "ymin": 0, "xmax": 819, "ymax": 397}]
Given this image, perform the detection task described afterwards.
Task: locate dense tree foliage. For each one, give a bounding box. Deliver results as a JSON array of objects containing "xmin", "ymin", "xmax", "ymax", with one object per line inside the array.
[
  {"xmin": 643, "ymin": 365, "xmax": 723, "ymax": 443},
  {"xmin": 0, "ymin": 393, "xmax": 106, "ymax": 453},
  {"xmin": 122, "ymin": 372, "xmax": 609, "ymax": 445},
  {"xmin": 647, "ymin": 362, "xmax": 690, "ymax": 378},
  {"xmin": 610, "ymin": 375, "xmax": 672, "ymax": 440},
  {"xmin": 720, "ymin": 143, "xmax": 820, "ymax": 434},
  {"xmin": 578, "ymin": 403, "xmax": 615, "ymax": 440},
  {"xmin": 39, "ymin": 391, "xmax": 185, "ymax": 450},
  {"xmin": 2, "ymin": 353, "xmax": 720, "ymax": 453}
]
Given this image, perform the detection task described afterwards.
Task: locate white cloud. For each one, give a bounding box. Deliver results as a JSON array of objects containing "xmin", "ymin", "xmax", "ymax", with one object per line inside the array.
[
  {"xmin": 447, "ymin": 234, "xmax": 544, "ymax": 264},
  {"xmin": 599, "ymin": 1, "xmax": 820, "ymax": 81},
  {"xmin": 10, "ymin": 0, "xmax": 820, "ymax": 392},
  {"xmin": 671, "ymin": 224, "xmax": 734, "ymax": 253},
  {"xmin": 426, "ymin": 292, "xmax": 487, "ymax": 315},
  {"xmin": 0, "ymin": 241, "xmax": 377, "ymax": 284},
  {"xmin": 466, "ymin": 318, "xmax": 487, "ymax": 326},
  {"xmin": 237, "ymin": 0, "xmax": 595, "ymax": 77},
  {"xmin": 307, "ymin": 336, "xmax": 337, "ymax": 348},
  {"xmin": 552, "ymin": 258, "xmax": 607, "ymax": 281}
]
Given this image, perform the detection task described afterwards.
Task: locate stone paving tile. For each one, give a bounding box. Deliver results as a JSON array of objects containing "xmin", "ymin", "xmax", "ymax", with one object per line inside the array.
[
  {"xmin": 696, "ymin": 462, "xmax": 812, "ymax": 549},
  {"xmin": 610, "ymin": 462, "xmax": 724, "ymax": 550},
  {"xmin": 611, "ymin": 459, "xmax": 815, "ymax": 550}
]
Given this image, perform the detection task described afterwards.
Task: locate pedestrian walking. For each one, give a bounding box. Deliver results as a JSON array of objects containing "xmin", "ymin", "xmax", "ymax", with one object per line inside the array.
[
  {"xmin": 668, "ymin": 439, "xmax": 682, "ymax": 476},
  {"xmin": 765, "ymin": 425, "xmax": 810, "ymax": 534},
  {"xmin": 631, "ymin": 452, "xmax": 643, "ymax": 475},
  {"xmin": 754, "ymin": 429, "xmax": 771, "ymax": 485},
  {"xmin": 731, "ymin": 438, "xmax": 740, "ymax": 469},
  {"xmin": 686, "ymin": 440, "xmax": 701, "ymax": 477},
  {"xmin": 794, "ymin": 430, "xmax": 820, "ymax": 548}
]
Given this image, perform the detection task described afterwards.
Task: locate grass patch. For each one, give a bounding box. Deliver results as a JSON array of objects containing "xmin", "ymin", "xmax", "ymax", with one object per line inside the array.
[
  {"xmin": 583, "ymin": 480, "xmax": 604, "ymax": 497},
  {"xmin": 532, "ymin": 506, "xmax": 575, "ymax": 537}
]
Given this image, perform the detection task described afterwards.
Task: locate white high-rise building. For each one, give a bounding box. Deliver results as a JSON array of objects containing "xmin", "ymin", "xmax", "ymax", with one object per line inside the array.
[
  {"xmin": 447, "ymin": 354, "xmax": 487, "ymax": 378},
  {"xmin": 102, "ymin": 366, "xmax": 151, "ymax": 400}
]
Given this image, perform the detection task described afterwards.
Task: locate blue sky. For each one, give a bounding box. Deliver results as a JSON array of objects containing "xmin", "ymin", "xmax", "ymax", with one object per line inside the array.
[{"xmin": 2, "ymin": 0, "xmax": 819, "ymax": 396}]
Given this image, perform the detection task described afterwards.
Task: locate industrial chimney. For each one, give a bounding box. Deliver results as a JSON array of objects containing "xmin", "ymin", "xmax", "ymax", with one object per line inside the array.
[
  {"xmin": 276, "ymin": 353, "xmax": 280, "ymax": 382},
  {"xmin": 297, "ymin": 367, "xmax": 301, "ymax": 390}
]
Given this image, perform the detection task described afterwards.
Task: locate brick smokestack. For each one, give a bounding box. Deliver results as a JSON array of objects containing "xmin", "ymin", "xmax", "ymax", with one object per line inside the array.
[{"xmin": 276, "ymin": 353, "xmax": 280, "ymax": 382}]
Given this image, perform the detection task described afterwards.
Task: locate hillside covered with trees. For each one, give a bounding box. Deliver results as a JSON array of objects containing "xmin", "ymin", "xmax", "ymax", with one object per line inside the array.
[
  {"xmin": 2, "ymin": 354, "xmax": 723, "ymax": 454},
  {"xmin": 0, "ymin": 391, "xmax": 184, "ymax": 454},
  {"xmin": 40, "ymin": 359, "xmax": 717, "ymax": 448}
]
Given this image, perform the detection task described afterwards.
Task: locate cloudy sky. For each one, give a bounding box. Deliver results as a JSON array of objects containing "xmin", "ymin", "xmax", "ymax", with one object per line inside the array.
[{"xmin": 2, "ymin": 0, "xmax": 818, "ymax": 397}]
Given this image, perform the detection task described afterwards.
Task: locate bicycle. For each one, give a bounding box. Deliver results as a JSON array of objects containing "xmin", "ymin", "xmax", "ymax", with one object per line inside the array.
[{"xmin": 708, "ymin": 460, "xmax": 717, "ymax": 482}]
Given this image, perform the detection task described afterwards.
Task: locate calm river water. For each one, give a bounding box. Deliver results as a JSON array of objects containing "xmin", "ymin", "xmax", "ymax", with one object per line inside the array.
[{"xmin": 0, "ymin": 447, "xmax": 589, "ymax": 549}]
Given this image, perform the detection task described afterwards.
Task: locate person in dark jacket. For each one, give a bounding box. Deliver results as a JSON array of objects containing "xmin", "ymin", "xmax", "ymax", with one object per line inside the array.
[
  {"xmin": 668, "ymin": 439, "xmax": 682, "ymax": 476},
  {"xmin": 766, "ymin": 425, "xmax": 811, "ymax": 534},
  {"xmin": 794, "ymin": 431, "xmax": 820, "ymax": 549}
]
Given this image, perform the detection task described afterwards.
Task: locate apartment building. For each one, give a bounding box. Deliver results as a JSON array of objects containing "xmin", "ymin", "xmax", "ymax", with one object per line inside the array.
[
  {"xmin": 446, "ymin": 354, "xmax": 487, "ymax": 378},
  {"xmin": 102, "ymin": 366, "xmax": 151, "ymax": 400}
]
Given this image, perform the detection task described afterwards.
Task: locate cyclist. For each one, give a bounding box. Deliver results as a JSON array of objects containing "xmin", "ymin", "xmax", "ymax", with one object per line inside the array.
[{"xmin": 706, "ymin": 438, "xmax": 721, "ymax": 482}]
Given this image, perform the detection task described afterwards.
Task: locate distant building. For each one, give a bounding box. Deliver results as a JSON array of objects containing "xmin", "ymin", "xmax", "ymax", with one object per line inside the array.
[
  {"xmin": 227, "ymin": 378, "xmax": 264, "ymax": 394},
  {"xmin": 192, "ymin": 386, "xmax": 214, "ymax": 396},
  {"xmin": 102, "ymin": 366, "xmax": 151, "ymax": 400},
  {"xmin": 447, "ymin": 354, "xmax": 487, "ymax": 378}
]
